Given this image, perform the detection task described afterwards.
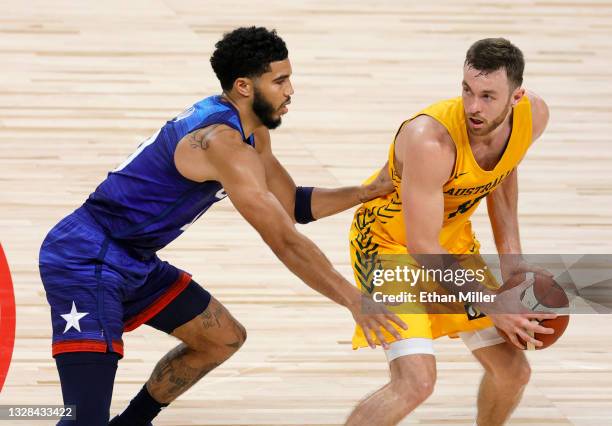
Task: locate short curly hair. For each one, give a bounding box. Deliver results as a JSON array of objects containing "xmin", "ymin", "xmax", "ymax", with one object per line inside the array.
[{"xmin": 210, "ymin": 27, "xmax": 288, "ymax": 91}]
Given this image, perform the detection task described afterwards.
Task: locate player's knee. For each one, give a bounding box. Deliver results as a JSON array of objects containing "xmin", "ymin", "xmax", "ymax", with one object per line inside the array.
[
  {"xmin": 391, "ymin": 376, "xmax": 435, "ymax": 406},
  {"xmin": 235, "ymin": 322, "xmax": 247, "ymax": 348},
  {"xmin": 512, "ymin": 361, "xmax": 531, "ymax": 386},
  {"xmin": 223, "ymin": 321, "xmax": 247, "ymax": 354},
  {"xmin": 189, "ymin": 320, "xmax": 247, "ymax": 356},
  {"xmin": 492, "ymin": 357, "xmax": 531, "ymax": 388},
  {"xmin": 410, "ymin": 379, "xmax": 435, "ymax": 404}
]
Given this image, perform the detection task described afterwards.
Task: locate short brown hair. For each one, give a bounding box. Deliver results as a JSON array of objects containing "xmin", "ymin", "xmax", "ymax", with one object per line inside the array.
[{"xmin": 465, "ymin": 38, "xmax": 524, "ymax": 89}]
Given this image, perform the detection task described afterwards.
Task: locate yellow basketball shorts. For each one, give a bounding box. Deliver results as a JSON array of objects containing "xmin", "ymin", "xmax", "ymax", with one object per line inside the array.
[{"xmin": 349, "ymin": 221, "xmax": 500, "ymax": 350}]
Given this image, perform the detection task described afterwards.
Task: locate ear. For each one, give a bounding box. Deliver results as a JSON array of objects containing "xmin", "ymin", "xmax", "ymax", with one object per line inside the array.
[
  {"xmin": 511, "ymin": 86, "xmax": 525, "ymax": 106},
  {"xmin": 233, "ymin": 77, "xmax": 253, "ymax": 98}
]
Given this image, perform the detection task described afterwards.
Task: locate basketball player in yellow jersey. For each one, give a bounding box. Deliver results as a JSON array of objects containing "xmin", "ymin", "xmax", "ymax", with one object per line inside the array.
[{"xmin": 345, "ymin": 39, "xmax": 558, "ymax": 426}]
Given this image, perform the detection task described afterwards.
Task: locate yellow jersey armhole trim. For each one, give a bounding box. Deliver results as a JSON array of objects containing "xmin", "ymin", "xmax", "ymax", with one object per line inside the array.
[{"xmin": 410, "ymin": 113, "xmax": 460, "ymax": 183}]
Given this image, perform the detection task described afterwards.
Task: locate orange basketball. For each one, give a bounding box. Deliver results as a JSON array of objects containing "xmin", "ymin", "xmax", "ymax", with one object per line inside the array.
[{"xmin": 496, "ymin": 272, "xmax": 570, "ymax": 350}]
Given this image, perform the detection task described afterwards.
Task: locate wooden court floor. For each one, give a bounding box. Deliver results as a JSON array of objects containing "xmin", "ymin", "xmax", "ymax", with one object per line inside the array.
[{"xmin": 1, "ymin": 1, "xmax": 611, "ymax": 425}]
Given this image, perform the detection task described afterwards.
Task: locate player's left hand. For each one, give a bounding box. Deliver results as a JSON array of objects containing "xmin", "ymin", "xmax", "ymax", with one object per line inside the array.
[{"xmin": 359, "ymin": 161, "xmax": 394, "ymax": 202}]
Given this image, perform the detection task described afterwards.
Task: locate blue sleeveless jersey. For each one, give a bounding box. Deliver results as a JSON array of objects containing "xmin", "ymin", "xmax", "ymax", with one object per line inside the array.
[{"xmin": 82, "ymin": 95, "xmax": 254, "ymax": 258}]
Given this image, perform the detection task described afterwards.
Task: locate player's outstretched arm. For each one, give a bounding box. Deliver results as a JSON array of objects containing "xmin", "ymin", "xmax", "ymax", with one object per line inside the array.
[
  {"xmin": 186, "ymin": 126, "xmax": 407, "ymax": 348},
  {"xmin": 310, "ymin": 163, "xmax": 393, "ymax": 220},
  {"xmin": 254, "ymin": 127, "xmax": 393, "ymax": 224}
]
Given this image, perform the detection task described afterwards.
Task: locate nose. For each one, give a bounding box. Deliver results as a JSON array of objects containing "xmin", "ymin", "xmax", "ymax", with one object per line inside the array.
[
  {"xmin": 285, "ymin": 79, "xmax": 294, "ymax": 97},
  {"xmin": 466, "ymin": 97, "xmax": 481, "ymax": 116}
]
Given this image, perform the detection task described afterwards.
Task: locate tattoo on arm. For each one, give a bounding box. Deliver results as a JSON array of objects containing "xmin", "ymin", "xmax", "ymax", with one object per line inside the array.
[{"xmin": 189, "ymin": 125, "xmax": 235, "ymax": 150}]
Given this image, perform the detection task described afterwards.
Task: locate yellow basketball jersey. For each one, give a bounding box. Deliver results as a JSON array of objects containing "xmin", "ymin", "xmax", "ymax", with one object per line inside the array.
[
  {"xmin": 369, "ymin": 95, "xmax": 533, "ymax": 254},
  {"xmin": 348, "ymin": 96, "xmax": 534, "ymax": 348}
]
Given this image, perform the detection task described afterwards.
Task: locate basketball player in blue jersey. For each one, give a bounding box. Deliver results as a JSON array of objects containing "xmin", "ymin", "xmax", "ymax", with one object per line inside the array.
[{"xmin": 38, "ymin": 27, "xmax": 407, "ymax": 426}]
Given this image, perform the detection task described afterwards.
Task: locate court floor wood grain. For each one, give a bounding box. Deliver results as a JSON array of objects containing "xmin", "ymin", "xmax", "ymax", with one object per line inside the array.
[{"xmin": 1, "ymin": 1, "xmax": 611, "ymax": 425}]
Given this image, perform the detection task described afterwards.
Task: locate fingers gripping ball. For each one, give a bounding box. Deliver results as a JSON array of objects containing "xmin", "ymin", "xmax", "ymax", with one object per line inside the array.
[{"xmin": 496, "ymin": 272, "xmax": 570, "ymax": 350}]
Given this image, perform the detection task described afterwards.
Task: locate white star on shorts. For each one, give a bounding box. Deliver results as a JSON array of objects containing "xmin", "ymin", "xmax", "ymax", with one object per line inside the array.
[{"xmin": 61, "ymin": 302, "xmax": 89, "ymax": 333}]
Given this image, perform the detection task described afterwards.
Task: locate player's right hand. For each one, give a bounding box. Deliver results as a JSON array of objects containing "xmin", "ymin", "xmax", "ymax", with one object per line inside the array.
[
  {"xmin": 484, "ymin": 272, "xmax": 557, "ymax": 349},
  {"xmin": 488, "ymin": 313, "xmax": 556, "ymax": 349},
  {"xmin": 349, "ymin": 296, "xmax": 408, "ymax": 349}
]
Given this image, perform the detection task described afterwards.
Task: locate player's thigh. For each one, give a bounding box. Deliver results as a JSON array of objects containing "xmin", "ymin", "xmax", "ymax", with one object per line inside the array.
[
  {"xmin": 143, "ymin": 278, "xmax": 212, "ymax": 335},
  {"xmin": 168, "ymin": 294, "xmax": 246, "ymax": 352},
  {"xmin": 390, "ymin": 353, "xmax": 436, "ymax": 381},
  {"xmin": 459, "ymin": 326, "xmax": 505, "ymax": 352}
]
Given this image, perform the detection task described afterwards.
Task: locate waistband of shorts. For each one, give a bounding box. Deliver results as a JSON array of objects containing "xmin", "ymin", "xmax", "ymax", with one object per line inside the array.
[
  {"xmin": 73, "ymin": 204, "xmax": 107, "ymax": 231},
  {"xmin": 72, "ymin": 205, "xmax": 156, "ymax": 262}
]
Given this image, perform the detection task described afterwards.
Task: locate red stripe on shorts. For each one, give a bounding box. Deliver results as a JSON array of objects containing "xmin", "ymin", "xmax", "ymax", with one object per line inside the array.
[
  {"xmin": 123, "ymin": 271, "xmax": 192, "ymax": 332},
  {"xmin": 52, "ymin": 339, "xmax": 125, "ymax": 357}
]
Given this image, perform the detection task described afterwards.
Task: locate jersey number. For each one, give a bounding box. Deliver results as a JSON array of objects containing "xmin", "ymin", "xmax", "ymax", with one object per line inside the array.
[
  {"xmin": 447, "ymin": 192, "xmax": 488, "ymax": 219},
  {"xmin": 113, "ymin": 106, "xmax": 196, "ymax": 172},
  {"xmin": 179, "ymin": 189, "xmax": 228, "ymax": 231},
  {"xmin": 113, "ymin": 129, "xmax": 161, "ymax": 172}
]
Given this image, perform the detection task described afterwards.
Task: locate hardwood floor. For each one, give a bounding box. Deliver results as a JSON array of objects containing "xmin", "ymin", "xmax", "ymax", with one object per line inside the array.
[{"xmin": 1, "ymin": 1, "xmax": 611, "ymax": 424}]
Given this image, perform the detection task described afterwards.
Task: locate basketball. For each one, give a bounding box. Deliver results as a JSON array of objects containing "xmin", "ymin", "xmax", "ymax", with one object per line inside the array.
[{"xmin": 496, "ymin": 272, "xmax": 570, "ymax": 350}]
